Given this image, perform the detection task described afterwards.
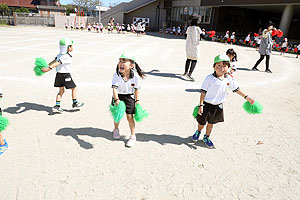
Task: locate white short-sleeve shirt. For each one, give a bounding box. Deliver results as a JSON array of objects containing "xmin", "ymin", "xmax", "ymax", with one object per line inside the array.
[
  {"xmin": 201, "ymin": 73, "xmax": 239, "ymax": 105},
  {"xmin": 297, "ymin": 44, "xmax": 300, "ymax": 50},
  {"xmin": 112, "ymin": 72, "xmax": 140, "ymax": 94},
  {"xmin": 55, "ymin": 53, "xmax": 72, "ymax": 73}
]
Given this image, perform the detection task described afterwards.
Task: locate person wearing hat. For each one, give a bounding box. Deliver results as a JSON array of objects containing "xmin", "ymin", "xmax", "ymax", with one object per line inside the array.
[
  {"xmin": 280, "ymin": 38, "xmax": 288, "ymax": 56},
  {"xmin": 183, "ymin": 17, "xmax": 205, "ymax": 81},
  {"xmin": 42, "ymin": 38, "xmax": 84, "ymax": 113},
  {"xmin": 191, "ymin": 54, "xmax": 254, "ymax": 148},
  {"xmin": 111, "ymin": 53, "xmax": 145, "ymax": 147},
  {"xmin": 252, "ymin": 21, "xmax": 275, "ymax": 73}
]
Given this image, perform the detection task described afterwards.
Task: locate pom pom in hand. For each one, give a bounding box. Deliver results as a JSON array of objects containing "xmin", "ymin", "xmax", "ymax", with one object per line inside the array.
[
  {"xmin": 243, "ymin": 101, "xmax": 263, "ymax": 114},
  {"xmin": 0, "ymin": 115, "xmax": 9, "ymax": 131},
  {"xmin": 134, "ymin": 104, "xmax": 149, "ymax": 122},
  {"xmin": 34, "ymin": 57, "xmax": 48, "ymax": 76},
  {"xmin": 193, "ymin": 105, "xmax": 200, "ymax": 118},
  {"xmin": 109, "ymin": 101, "xmax": 126, "ymax": 123},
  {"xmin": 277, "ymin": 30, "xmax": 283, "ymax": 37}
]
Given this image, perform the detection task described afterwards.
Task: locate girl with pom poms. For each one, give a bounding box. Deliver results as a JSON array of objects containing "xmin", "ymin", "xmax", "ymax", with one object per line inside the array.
[
  {"xmin": 191, "ymin": 55, "xmax": 255, "ymax": 148},
  {"xmin": 111, "ymin": 53, "xmax": 145, "ymax": 147},
  {"xmin": 0, "ymin": 87, "xmax": 9, "ymax": 156},
  {"xmin": 41, "ymin": 38, "xmax": 84, "ymax": 113}
]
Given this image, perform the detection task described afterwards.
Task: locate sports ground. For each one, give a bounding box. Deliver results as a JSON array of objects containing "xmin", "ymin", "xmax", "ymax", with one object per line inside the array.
[{"xmin": 0, "ymin": 26, "xmax": 300, "ymax": 199}]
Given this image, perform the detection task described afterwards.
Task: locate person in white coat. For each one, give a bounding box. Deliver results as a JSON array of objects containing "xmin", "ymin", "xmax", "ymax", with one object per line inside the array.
[{"xmin": 183, "ymin": 18, "xmax": 204, "ymax": 81}]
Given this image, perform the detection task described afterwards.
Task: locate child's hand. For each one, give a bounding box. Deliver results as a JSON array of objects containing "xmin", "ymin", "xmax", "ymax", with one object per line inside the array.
[
  {"xmin": 198, "ymin": 105, "xmax": 203, "ymax": 115},
  {"xmin": 115, "ymin": 100, "xmax": 120, "ymax": 106},
  {"xmin": 42, "ymin": 67, "xmax": 50, "ymax": 72},
  {"xmin": 246, "ymin": 96, "xmax": 255, "ymax": 105}
]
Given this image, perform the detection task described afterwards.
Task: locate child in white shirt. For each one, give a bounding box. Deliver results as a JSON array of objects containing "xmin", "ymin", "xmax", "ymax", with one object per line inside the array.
[
  {"xmin": 191, "ymin": 54, "xmax": 254, "ymax": 148},
  {"xmin": 111, "ymin": 53, "xmax": 145, "ymax": 147},
  {"xmin": 42, "ymin": 38, "xmax": 84, "ymax": 113}
]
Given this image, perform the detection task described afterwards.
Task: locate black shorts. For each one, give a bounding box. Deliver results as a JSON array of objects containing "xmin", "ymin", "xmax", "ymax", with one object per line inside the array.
[
  {"xmin": 196, "ymin": 101, "xmax": 224, "ymax": 125},
  {"xmin": 54, "ymin": 73, "xmax": 76, "ymax": 89},
  {"xmin": 281, "ymin": 47, "xmax": 287, "ymax": 52},
  {"xmin": 297, "ymin": 50, "xmax": 300, "ymax": 54},
  {"xmin": 111, "ymin": 94, "xmax": 135, "ymax": 114}
]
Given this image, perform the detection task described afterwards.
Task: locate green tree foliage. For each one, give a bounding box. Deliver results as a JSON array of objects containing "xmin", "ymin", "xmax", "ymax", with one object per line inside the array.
[
  {"xmin": 0, "ymin": 4, "xmax": 10, "ymax": 16},
  {"xmin": 14, "ymin": 7, "xmax": 30, "ymax": 13}
]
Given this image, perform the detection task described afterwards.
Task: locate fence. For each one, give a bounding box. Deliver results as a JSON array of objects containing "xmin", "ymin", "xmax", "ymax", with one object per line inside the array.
[
  {"xmin": 0, "ymin": 15, "xmax": 14, "ymax": 25},
  {"xmin": 14, "ymin": 13, "xmax": 55, "ymax": 26}
]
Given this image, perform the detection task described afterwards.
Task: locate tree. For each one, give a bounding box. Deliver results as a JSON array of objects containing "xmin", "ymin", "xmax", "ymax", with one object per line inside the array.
[
  {"xmin": 0, "ymin": 4, "xmax": 10, "ymax": 16},
  {"xmin": 14, "ymin": 7, "xmax": 30, "ymax": 13},
  {"xmin": 61, "ymin": 4, "xmax": 77, "ymax": 16},
  {"xmin": 72, "ymin": 0, "xmax": 103, "ymax": 14}
]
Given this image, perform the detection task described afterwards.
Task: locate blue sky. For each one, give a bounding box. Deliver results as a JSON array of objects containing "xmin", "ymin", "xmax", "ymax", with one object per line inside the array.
[{"xmin": 60, "ymin": 0, "xmax": 131, "ymax": 7}]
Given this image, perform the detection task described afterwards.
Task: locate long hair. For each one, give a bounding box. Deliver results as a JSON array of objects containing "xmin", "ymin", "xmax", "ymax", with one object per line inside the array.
[
  {"xmin": 115, "ymin": 61, "xmax": 145, "ymax": 79},
  {"xmin": 226, "ymin": 49, "xmax": 238, "ymax": 62}
]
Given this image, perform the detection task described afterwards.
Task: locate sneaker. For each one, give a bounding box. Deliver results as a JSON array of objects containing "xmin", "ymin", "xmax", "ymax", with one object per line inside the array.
[
  {"xmin": 191, "ymin": 130, "xmax": 201, "ymax": 142},
  {"xmin": 182, "ymin": 72, "xmax": 187, "ymax": 76},
  {"xmin": 112, "ymin": 128, "xmax": 120, "ymax": 139},
  {"xmin": 0, "ymin": 139, "xmax": 8, "ymax": 156},
  {"xmin": 265, "ymin": 69, "xmax": 272, "ymax": 73},
  {"xmin": 52, "ymin": 105, "xmax": 63, "ymax": 113},
  {"xmin": 186, "ymin": 73, "xmax": 195, "ymax": 82},
  {"xmin": 203, "ymin": 134, "xmax": 214, "ymax": 148},
  {"xmin": 72, "ymin": 102, "xmax": 84, "ymax": 108},
  {"xmin": 126, "ymin": 135, "xmax": 136, "ymax": 147},
  {"xmin": 252, "ymin": 67, "xmax": 258, "ymax": 71}
]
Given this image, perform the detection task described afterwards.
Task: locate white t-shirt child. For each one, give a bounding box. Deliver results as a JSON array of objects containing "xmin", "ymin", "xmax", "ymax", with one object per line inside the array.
[
  {"xmin": 200, "ymin": 73, "xmax": 239, "ymax": 105},
  {"xmin": 112, "ymin": 72, "xmax": 140, "ymax": 95}
]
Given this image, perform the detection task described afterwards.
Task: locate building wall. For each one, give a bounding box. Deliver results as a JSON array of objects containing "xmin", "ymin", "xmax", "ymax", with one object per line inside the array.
[
  {"xmin": 101, "ymin": 11, "xmax": 125, "ymax": 26},
  {"xmin": 125, "ymin": 0, "xmax": 165, "ymax": 29},
  {"xmin": 201, "ymin": 0, "xmax": 300, "ymax": 6}
]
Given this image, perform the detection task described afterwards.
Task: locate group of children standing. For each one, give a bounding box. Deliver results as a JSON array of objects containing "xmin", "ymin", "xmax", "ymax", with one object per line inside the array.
[{"xmin": 0, "ymin": 31, "xmax": 255, "ymax": 156}]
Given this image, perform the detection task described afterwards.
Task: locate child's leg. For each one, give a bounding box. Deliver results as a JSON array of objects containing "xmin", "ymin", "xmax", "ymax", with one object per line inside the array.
[
  {"xmin": 198, "ymin": 124, "xmax": 205, "ymax": 132},
  {"xmin": 126, "ymin": 114, "xmax": 135, "ymax": 137},
  {"xmin": 114, "ymin": 121, "xmax": 119, "ymax": 129},
  {"xmin": 56, "ymin": 87, "xmax": 65, "ymax": 101},
  {"xmin": 0, "ymin": 132, "xmax": 4, "ymax": 145},
  {"xmin": 71, "ymin": 87, "xmax": 77, "ymax": 100},
  {"xmin": 205, "ymin": 123, "xmax": 213, "ymax": 136}
]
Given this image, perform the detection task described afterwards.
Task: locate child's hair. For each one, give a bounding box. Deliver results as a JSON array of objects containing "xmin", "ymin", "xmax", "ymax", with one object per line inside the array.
[
  {"xmin": 116, "ymin": 61, "xmax": 145, "ymax": 79},
  {"xmin": 226, "ymin": 49, "xmax": 238, "ymax": 62}
]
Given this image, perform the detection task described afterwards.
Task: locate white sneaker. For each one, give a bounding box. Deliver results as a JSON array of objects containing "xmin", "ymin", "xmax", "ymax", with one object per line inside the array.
[
  {"xmin": 112, "ymin": 128, "xmax": 120, "ymax": 139},
  {"xmin": 126, "ymin": 135, "xmax": 136, "ymax": 147},
  {"xmin": 52, "ymin": 105, "xmax": 63, "ymax": 113}
]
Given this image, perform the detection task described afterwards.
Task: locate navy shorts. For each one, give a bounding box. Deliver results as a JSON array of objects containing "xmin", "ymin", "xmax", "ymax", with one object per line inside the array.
[
  {"xmin": 112, "ymin": 94, "xmax": 135, "ymax": 114},
  {"xmin": 54, "ymin": 73, "xmax": 76, "ymax": 89},
  {"xmin": 196, "ymin": 102, "xmax": 224, "ymax": 125}
]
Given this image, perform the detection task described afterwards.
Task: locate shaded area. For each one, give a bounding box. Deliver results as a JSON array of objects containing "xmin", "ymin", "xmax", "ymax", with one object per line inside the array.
[
  {"xmin": 55, "ymin": 127, "xmax": 198, "ymax": 150},
  {"xmin": 3, "ymin": 102, "xmax": 79, "ymax": 116},
  {"xmin": 146, "ymin": 32, "xmax": 185, "ymax": 40},
  {"xmin": 185, "ymin": 89, "xmax": 201, "ymax": 93},
  {"xmin": 236, "ymin": 67, "xmax": 252, "ymax": 71},
  {"xmin": 145, "ymin": 69, "xmax": 192, "ymax": 81}
]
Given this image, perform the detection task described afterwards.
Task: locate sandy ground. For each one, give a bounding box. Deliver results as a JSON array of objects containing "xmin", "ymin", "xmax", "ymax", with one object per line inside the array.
[{"xmin": 0, "ymin": 26, "xmax": 300, "ymax": 200}]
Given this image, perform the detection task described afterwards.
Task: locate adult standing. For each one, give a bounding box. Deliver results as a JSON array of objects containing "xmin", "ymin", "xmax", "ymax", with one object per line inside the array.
[
  {"xmin": 183, "ymin": 17, "xmax": 204, "ymax": 81},
  {"xmin": 252, "ymin": 21, "xmax": 275, "ymax": 73}
]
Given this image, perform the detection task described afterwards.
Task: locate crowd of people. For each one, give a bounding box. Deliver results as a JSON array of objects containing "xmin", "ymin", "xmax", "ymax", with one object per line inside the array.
[{"xmin": 64, "ymin": 17, "xmax": 147, "ymax": 36}]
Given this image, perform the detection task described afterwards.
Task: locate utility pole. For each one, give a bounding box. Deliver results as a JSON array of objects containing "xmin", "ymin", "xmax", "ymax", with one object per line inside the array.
[{"xmin": 98, "ymin": 0, "xmax": 101, "ymax": 23}]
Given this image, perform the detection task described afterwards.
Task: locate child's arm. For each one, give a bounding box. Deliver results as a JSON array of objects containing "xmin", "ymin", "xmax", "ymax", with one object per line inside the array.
[
  {"xmin": 198, "ymin": 92, "xmax": 206, "ymax": 115},
  {"xmin": 235, "ymin": 90, "xmax": 254, "ymax": 105},
  {"xmin": 112, "ymin": 88, "xmax": 120, "ymax": 106},
  {"xmin": 42, "ymin": 59, "xmax": 60, "ymax": 72},
  {"xmin": 134, "ymin": 89, "xmax": 140, "ymax": 105}
]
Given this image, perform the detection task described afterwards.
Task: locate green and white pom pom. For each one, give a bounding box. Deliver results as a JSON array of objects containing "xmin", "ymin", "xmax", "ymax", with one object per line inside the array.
[
  {"xmin": 34, "ymin": 57, "xmax": 48, "ymax": 76},
  {"xmin": 109, "ymin": 101, "xmax": 126, "ymax": 123},
  {"xmin": 0, "ymin": 115, "xmax": 9, "ymax": 132},
  {"xmin": 134, "ymin": 104, "xmax": 149, "ymax": 122},
  {"xmin": 193, "ymin": 105, "xmax": 200, "ymax": 118},
  {"xmin": 243, "ymin": 101, "xmax": 263, "ymax": 114}
]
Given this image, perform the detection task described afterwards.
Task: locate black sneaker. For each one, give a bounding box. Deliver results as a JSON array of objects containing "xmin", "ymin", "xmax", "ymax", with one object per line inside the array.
[
  {"xmin": 72, "ymin": 102, "xmax": 84, "ymax": 108},
  {"xmin": 182, "ymin": 72, "xmax": 187, "ymax": 76},
  {"xmin": 252, "ymin": 67, "xmax": 258, "ymax": 71},
  {"xmin": 186, "ymin": 74, "xmax": 195, "ymax": 82},
  {"xmin": 265, "ymin": 69, "xmax": 272, "ymax": 73}
]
